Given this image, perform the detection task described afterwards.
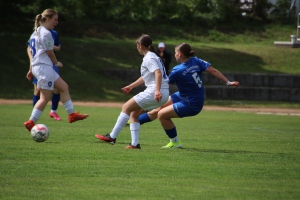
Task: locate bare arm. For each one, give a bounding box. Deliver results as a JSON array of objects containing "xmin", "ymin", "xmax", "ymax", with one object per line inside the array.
[
  {"xmin": 53, "ymin": 45, "xmax": 61, "ymax": 52},
  {"xmin": 206, "ymin": 66, "xmax": 240, "ymax": 87},
  {"xmin": 154, "ymin": 69, "xmax": 163, "ymax": 102},
  {"xmin": 26, "ymin": 47, "xmax": 33, "ymax": 80},
  {"xmin": 46, "ymin": 50, "xmax": 63, "ymax": 67},
  {"xmin": 121, "ymin": 77, "xmax": 145, "ymax": 94}
]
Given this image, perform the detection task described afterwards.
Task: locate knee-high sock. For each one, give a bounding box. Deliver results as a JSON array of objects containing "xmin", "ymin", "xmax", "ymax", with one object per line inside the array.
[
  {"xmin": 164, "ymin": 126, "xmax": 179, "ymax": 142},
  {"xmin": 51, "ymin": 93, "xmax": 60, "ymax": 112},
  {"xmin": 110, "ymin": 112, "xmax": 130, "ymax": 139},
  {"xmin": 33, "ymin": 95, "xmax": 40, "ymax": 107},
  {"xmin": 29, "ymin": 108, "xmax": 43, "ymax": 123},
  {"xmin": 138, "ymin": 113, "xmax": 151, "ymax": 125},
  {"xmin": 63, "ymin": 100, "xmax": 75, "ymax": 115},
  {"xmin": 130, "ymin": 122, "xmax": 140, "ymax": 146}
]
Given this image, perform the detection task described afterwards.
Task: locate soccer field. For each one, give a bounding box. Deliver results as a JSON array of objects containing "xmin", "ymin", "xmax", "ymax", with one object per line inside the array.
[{"xmin": 1, "ymin": 104, "xmax": 299, "ymax": 200}]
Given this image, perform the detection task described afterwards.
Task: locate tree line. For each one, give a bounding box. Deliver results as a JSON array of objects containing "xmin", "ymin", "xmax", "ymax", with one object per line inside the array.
[{"xmin": 1, "ymin": 0, "xmax": 296, "ymax": 24}]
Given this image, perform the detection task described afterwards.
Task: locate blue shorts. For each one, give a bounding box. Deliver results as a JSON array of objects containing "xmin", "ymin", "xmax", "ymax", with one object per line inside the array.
[
  {"xmin": 32, "ymin": 65, "xmax": 59, "ymax": 84},
  {"xmin": 171, "ymin": 91, "xmax": 204, "ymax": 118}
]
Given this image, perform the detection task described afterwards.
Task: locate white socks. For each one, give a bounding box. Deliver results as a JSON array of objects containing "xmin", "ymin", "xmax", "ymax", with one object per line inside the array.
[
  {"xmin": 171, "ymin": 136, "xmax": 179, "ymax": 142},
  {"xmin": 109, "ymin": 112, "xmax": 130, "ymax": 139},
  {"xmin": 29, "ymin": 108, "xmax": 43, "ymax": 123},
  {"xmin": 130, "ymin": 122, "xmax": 140, "ymax": 146},
  {"xmin": 63, "ymin": 100, "xmax": 74, "ymax": 115}
]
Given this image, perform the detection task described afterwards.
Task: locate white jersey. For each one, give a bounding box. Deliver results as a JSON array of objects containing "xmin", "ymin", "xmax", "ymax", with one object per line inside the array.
[
  {"xmin": 140, "ymin": 51, "xmax": 169, "ymax": 89},
  {"xmin": 29, "ymin": 26, "xmax": 54, "ymax": 67}
]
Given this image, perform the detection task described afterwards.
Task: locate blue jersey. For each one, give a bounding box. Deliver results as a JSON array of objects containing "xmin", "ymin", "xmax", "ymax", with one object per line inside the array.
[
  {"xmin": 49, "ymin": 30, "xmax": 61, "ymax": 47},
  {"xmin": 168, "ymin": 57, "xmax": 210, "ymax": 110}
]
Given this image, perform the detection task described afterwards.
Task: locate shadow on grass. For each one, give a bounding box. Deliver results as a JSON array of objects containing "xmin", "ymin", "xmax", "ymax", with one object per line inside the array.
[{"xmin": 182, "ymin": 147, "xmax": 293, "ymax": 156}]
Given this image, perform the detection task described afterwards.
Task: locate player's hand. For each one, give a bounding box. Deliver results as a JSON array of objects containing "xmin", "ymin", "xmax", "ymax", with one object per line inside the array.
[
  {"xmin": 154, "ymin": 91, "xmax": 162, "ymax": 102},
  {"xmin": 121, "ymin": 86, "xmax": 132, "ymax": 94},
  {"xmin": 56, "ymin": 62, "xmax": 63, "ymax": 67},
  {"xmin": 26, "ymin": 70, "xmax": 33, "ymax": 81},
  {"xmin": 229, "ymin": 81, "xmax": 240, "ymax": 88}
]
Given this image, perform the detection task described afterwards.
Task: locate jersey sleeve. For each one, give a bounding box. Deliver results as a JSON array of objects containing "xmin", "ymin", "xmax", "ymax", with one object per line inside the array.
[
  {"xmin": 41, "ymin": 31, "xmax": 54, "ymax": 50},
  {"xmin": 168, "ymin": 66, "xmax": 179, "ymax": 85},
  {"xmin": 196, "ymin": 57, "xmax": 211, "ymax": 71},
  {"xmin": 147, "ymin": 57, "xmax": 161, "ymax": 73}
]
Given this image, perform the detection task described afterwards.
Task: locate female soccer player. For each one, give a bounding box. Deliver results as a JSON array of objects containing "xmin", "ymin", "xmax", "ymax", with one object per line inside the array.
[
  {"xmin": 26, "ymin": 29, "xmax": 62, "ymax": 121},
  {"xmin": 24, "ymin": 8, "xmax": 88, "ymax": 132},
  {"xmin": 95, "ymin": 34, "xmax": 169, "ymax": 149},
  {"xmin": 138, "ymin": 43, "xmax": 240, "ymax": 148}
]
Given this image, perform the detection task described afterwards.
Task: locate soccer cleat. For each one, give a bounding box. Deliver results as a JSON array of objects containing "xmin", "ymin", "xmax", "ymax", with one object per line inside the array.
[
  {"xmin": 49, "ymin": 112, "xmax": 61, "ymax": 121},
  {"xmin": 95, "ymin": 134, "xmax": 116, "ymax": 144},
  {"xmin": 125, "ymin": 120, "xmax": 130, "ymax": 126},
  {"xmin": 126, "ymin": 143, "xmax": 141, "ymax": 149},
  {"xmin": 68, "ymin": 112, "xmax": 89, "ymax": 123},
  {"xmin": 161, "ymin": 141, "xmax": 182, "ymax": 148},
  {"xmin": 24, "ymin": 120, "xmax": 35, "ymax": 132}
]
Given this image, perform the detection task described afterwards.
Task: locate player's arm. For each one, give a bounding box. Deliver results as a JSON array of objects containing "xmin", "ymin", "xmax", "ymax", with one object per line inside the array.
[
  {"xmin": 46, "ymin": 50, "xmax": 63, "ymax": 67},
  {"xmin": 121, "ymin": 77, "xmax": 144, "ymax": 94},
  {"xmin": 206, "ymin": 66, "xmax": 240, "ymax": 87},
  {"xmin": 154, "ymin": 69, "xmax": 162, "ymax": 102},
  {"xmin": 26, "ymin": 46, "xmax": 33, "ymax": 81},
  {"xmin": 53, "ymin": 45, "xmax": 61, "ymax": 52}
]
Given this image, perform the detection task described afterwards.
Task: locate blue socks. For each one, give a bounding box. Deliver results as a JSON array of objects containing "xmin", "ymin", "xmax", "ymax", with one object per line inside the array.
[
  {"xmin": 51, "ymin": 93, "xmax": 60, "ymax": 111},
  {"xmin": 165, "ymin": 126, "xmax": 177, "ymax": 139},
  {"xmin": 33, "ymin": 95, "xmax": 40, "ymax": 106},
  {"xmin": 138, "ymin": 113, "xmax": 151, "ymax": 125}
]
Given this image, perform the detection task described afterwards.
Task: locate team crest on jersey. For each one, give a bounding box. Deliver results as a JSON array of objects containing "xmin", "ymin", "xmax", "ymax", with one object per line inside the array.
[{"xmin": 48, "ymin": 81, "xmax": 52, "ymax": 87}]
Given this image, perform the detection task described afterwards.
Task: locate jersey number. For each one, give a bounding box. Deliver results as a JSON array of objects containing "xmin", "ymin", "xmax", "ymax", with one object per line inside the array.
[
  {"xmin": 29, "ymin": 38, "xmax": 36, "ymax": 57},
  {"xmin": 159, "ymin": 58, "xmax": 168, "ymax": 79},
  {"xmin": 192, "ymin": 72, "xmax": 202, "ymax": 88}
]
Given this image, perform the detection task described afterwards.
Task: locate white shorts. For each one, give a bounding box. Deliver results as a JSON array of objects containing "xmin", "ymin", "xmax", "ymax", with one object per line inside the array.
[
  {"xmin": 134, "ymin": 88, "xmax": 169, "ymax": 111},
  {"xmin": 32, "ymin": 64, "xmax": 59, "ymax": 90}
]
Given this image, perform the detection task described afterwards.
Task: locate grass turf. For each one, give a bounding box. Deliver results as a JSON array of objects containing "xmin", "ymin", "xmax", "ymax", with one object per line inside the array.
[{"xmin": 0, "ymin": 104, "xmax": 299, "ymax": 199}]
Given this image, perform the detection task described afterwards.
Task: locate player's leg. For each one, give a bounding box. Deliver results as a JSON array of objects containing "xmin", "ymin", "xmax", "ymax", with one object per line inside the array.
[
  {"xmin": 157, "ymin": 105, "xmax": 182, "ymax": 148},
  {"xmin": 32, "ymin": 78, "xmax": 40, "ymax": 106},
  {"xmin": 138, "ymin": 96, "xmax": 173, "ymax": 125},
  {"xmin": 126, "ymin": 108, "xmax": 144, "ymax": 149},
  {"xmin": 24, "ymin": 89, "xmax": 52, "ymax": 131},
  {"xmin": 49, "ymin": 87, "xmax": 61, "ymax": 121},
  {"xmin": 95, "ymin": 98, "xmax": 141, "ymax": 144},
  {"xmin": 54, "ymin": 77, "xmax": 88, "ymax": 123}
]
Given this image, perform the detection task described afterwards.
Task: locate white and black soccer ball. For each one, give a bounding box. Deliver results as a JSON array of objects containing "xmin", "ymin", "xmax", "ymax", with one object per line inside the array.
[{"xmin": 30, "ymin": 124, "xmax": 50, "ymax": 142}]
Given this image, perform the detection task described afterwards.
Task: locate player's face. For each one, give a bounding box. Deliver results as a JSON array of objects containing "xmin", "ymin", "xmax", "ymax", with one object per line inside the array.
[
  {"xmin": 136, "ymin": 43, "xmax": 143, "ymax": 55},
  {"xmin": 48, "ymin": 14, "xmax": 58, "ymax": 30},
  {"xmin": 175, "ymin": 50, "xmax": 181, "ymax": 63}
]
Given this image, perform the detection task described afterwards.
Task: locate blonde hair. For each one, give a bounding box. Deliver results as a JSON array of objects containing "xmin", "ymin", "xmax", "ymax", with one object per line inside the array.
[{"xmin": 34, "ymin": 9, "xmax": 58, "ymax": 31}]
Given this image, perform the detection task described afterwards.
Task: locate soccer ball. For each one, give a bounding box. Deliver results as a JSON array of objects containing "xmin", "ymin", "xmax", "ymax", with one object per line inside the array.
[{"xmin": 30, "ymin": 124, "xmax": 50, "ymax": 142}]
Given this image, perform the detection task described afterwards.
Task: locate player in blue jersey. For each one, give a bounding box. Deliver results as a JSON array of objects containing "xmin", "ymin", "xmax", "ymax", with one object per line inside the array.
[
  {"xmin": 95, "ymin": 34, "xmax": 169, "ymax": 149},
  {"xmin": 26, "ymin": 24, "xmax": 62, "ymax": 121},
  {"xmin": 24, "ymin": 9, "xmax": 88, "ymax": 132},
  {"xmin": 137, "ymin": 43, "xmax": 240, "ymax": 148}
]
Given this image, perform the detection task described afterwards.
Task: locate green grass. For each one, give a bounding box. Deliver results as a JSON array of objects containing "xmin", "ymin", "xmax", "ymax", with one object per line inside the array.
[{"xmin": 1, "ymin": 104, "xmax": 299, "ymax": 199}]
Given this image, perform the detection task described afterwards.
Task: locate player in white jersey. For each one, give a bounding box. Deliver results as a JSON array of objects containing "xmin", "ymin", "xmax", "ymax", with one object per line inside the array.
[
  {"xmin": 24, "ymin": 9, "xmax": 88, "ymax": 132},
  {"xmin": 95, "ymin": 34, "xmax": 169, "ymax": 149}
]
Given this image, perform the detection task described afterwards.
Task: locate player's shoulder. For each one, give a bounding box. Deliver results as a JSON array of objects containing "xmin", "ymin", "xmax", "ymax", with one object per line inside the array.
[{"xmin": 50, "ymin": 29, "xmax": 58, "ymax": 36}]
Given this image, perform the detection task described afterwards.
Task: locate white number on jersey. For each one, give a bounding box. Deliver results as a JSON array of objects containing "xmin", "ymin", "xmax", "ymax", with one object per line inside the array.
[{"xmin": 192, "ymin": 72, "xmax": 202, "ymax": 88}]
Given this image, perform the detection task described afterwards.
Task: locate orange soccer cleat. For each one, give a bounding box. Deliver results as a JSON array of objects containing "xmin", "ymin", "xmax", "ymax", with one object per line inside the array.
[
  {"xmin": 24, "ymin": 120, "xmax": 35, "ymax": 132},
  {"xmin": 125, "ymin": 143, "xmax": 141, "ymax": 149},
  {"xmin": 68, "ymin": 112, "xmax": 89, "ymax": 123}
]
